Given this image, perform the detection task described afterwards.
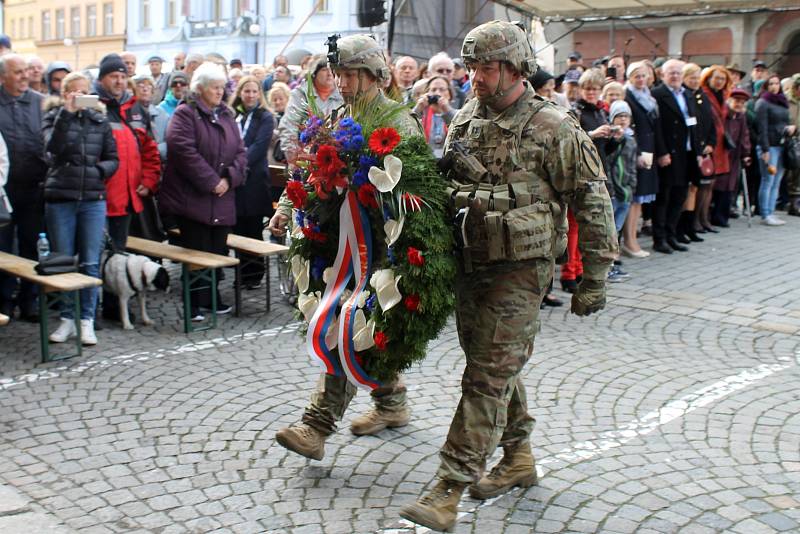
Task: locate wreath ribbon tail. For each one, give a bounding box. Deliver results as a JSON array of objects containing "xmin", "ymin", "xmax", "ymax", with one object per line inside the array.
[
  {"xmin": 305, "ymin": 204, "xmax": 354, "ymax": 376},
  {"xmin": 338, "ymin": 191, "xmax": 382, "ymax": 391}
]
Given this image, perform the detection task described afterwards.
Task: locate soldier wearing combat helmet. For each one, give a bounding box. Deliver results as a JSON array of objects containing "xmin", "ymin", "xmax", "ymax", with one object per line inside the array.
[
  {"xmin": 270, "ymin": 34, "xmax": 421, "ymax": 462},
  {"xmin": 400, "ymin": 20, "xmax": 618, "ymax": 531}
]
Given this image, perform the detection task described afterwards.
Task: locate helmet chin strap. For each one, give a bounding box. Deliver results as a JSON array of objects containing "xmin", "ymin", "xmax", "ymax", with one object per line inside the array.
[{"xmin": 482, "ymin": 63, "xmax": 522, "ymax": 108}]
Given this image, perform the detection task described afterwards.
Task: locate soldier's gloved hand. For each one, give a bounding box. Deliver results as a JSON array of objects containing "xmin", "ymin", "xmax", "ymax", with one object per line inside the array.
[{"xmin": 571, "ymin": 278, "xmax": 607, "ymax": 316}]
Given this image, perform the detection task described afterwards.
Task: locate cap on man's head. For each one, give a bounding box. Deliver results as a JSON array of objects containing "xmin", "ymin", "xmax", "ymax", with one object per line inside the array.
[
  {"xmin": 99, "ymin": 53, "xmax": 128, "ymax": 79},
  {"xmin": 568, "ymin": 51, "xmax": 582, "ymax": 60},
  {"xmin": 753, "ymin": 60, "xmax": 767, "ymax": 69},
  {"xmin": 147, "ymin": 55, "xmax": 165, "ymax": 63},
  {"xmin": 564, "ymin": 69, "xmax": 581, "ymax": 84},
  {"xmin": 653, "ymin": 57, "xmax": 667, "ymax": 69},
  {"xmin": 729, "ymin": 88, "xmax": 750, "ymax": 100},
  {"xmin": 453, "ymin": 58, "xmax": 465, "ymax": 69},
  {"xmin": 529, "ymin": 68, "xmax": 554, "ymax": 90},
  {"xmin": 167, "ymin": 70, "xmax": 189, "ymax": 87},
  {"xmin": 229, "ymin": 58, "xmax": 243, "ymax": 68},
  {"xmin": 0, "ymin": 35, "xmax": 11, "ymax": 49},
  {"xmin": 726, "ymin": 63, "xmax": 746, "ymax": 77}
]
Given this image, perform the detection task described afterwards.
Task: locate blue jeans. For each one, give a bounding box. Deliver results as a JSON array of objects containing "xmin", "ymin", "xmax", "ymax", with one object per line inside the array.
[
  {"xmin": 45, "ymin": 200, "xmax": 106, "ymax": 320},
  {"xmin": 611, "ymin": 198, "xmax": 631, "ymax": 234},
  {"xmin": 757, "ymin": 146, "xmax": 785, "ymax": 218}
]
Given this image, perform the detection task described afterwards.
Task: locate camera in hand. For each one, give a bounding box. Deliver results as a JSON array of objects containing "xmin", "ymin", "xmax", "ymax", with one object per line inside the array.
[{"xmin": 427, "ymin": 94, "xmax": 440, "ymax": 105}]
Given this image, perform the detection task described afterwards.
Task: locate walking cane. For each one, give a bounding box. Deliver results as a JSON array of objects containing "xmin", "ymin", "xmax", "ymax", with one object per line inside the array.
[{"xmin": 741, "ymin": 167, "xmax": 752, "ymax": 228}]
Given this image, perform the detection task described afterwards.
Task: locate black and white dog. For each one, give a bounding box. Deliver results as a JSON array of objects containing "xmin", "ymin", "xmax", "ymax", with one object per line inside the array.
[{"xmin": 102, "ymin": 252, "xmax": 169, "ymax": 330}]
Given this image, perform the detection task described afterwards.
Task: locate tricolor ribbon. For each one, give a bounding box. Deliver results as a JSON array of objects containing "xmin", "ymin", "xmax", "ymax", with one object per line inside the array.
[{"xmin": 306, "ymin": 190, "xmax": 382, "ymax": 391}]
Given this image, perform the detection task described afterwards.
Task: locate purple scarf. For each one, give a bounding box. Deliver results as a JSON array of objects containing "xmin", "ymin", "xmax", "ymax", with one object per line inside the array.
[{"xmin": 761, "ymin": 90, "xmax": 788, "ymax": 108}]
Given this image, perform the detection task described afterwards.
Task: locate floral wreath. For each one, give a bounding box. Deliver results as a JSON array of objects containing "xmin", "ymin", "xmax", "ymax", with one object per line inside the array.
[{"xmin": 285, "ymin": 101, "xmax": 456, "ymax": 389}]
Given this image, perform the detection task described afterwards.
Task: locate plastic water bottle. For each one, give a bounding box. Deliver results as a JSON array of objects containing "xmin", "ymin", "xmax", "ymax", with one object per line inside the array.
[{"xmin": 37, "ymin": 233, "xmax": 50, "ymax": 261}]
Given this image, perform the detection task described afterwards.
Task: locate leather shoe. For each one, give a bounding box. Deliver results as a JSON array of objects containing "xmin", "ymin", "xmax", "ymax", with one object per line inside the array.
[
  {"xmin": 686, "ymin": 229, "xmax": 705, "ymax": 242},
  {"xmin": 702, "ymin": 224, "xmax": 719, "ymax": 233},
  {"xmin": 667, "ymin": 238, "xmax": 688, "ymax": 252},
  {"xmin": 676, "ymin": 234, "xmax": 691, "ymax": 245},
  {"xmin": 653, "ymin": 242, "xmax": 673, "ymax": 254}
]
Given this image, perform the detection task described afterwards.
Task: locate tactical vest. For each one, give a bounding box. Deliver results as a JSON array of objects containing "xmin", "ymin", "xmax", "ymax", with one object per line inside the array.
[{"xmin": 445, "ymin": 95, "xmax": 569, "ymax": 267}]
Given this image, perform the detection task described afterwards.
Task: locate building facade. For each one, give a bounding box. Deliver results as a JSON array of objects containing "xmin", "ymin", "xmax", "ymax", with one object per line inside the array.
[
  {"xmin": 548, "ymin": 10, "xmax": 800, "ymax": 77},
  {"xmin": 5, "ymin": 0, "xmax": 126, "ymax": 66}
]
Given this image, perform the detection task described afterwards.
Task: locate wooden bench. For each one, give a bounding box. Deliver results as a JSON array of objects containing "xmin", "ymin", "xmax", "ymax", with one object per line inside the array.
[
  {"xmin": 125, "ymin": 236, "xmax": 239, "ymax": 333},
  {"xmin": 0, "ymin": 251, "xmax": 103, "ymax": 362},
  {"xmin": 166, "ymin": 229, "xmax": 289, "ymax": 316}
]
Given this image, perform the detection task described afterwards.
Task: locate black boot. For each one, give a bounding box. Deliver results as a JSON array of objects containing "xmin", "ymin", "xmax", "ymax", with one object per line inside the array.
[{"xmin": 653, "ymin": 241, "xmax": 673, "ymax": 254}]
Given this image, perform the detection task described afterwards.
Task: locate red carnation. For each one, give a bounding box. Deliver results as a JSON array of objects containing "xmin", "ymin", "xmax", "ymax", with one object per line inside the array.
[
  {"xmin": 368, "ymin": 127, "xmax": 401, "ymax": 156},
  {"xmin": 316, "ymin": 144, "xmax": 345, "ymax": 176},
  {"xmin": 285, "ymin": 180, "xmax": 308, "ymax": 208},
  {"xmin": 407, "ymin": 246, "xmax": 425, "ymax": 267},
  {"xmin": 404, "ymin": 294, "xmax": 420, "ymax": 312},
  {"xmin": 357, "ymin": 183, "xmax": 379, "ymax": 209},
  {"xmin": 374, "ymin": 331, "xmax": 389, "ymax": 351},
  {"xmin": 301, "ymin": 227, "xmax": 327, "ymax": 243}
]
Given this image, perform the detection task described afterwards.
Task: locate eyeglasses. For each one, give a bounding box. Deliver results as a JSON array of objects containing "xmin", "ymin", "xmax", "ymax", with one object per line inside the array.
[{"xmin": 172, "ymin": 81, "xmax": 187, "ymax": 87}]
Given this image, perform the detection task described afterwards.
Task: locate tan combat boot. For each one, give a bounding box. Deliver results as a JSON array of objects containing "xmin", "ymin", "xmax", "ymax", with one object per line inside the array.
[
  {"xmin": 399, "ymin": 479, "xmax": 466, "ymax": 532},
  {"xmin": 469, "ymin": 442, "xmax": 538, "ymax": 500},
  {"xmin": 275, "ymin": 423, "xmax": 327, "ymax": 461},
  {"xmin": 350, "ymin": 407, "xmax": 410, "ymax": 436}
]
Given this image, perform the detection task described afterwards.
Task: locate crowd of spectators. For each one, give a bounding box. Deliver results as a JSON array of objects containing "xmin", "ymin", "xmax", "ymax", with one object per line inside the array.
[{"xmin": 0, "ymin": 31, "xmax": 797, "ymax": 341}]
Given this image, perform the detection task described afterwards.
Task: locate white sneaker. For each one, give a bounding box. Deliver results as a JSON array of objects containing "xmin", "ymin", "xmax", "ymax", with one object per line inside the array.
[
  {"xmin": 763, "ymin": 215, "xmax": 785, "ymax": 226},
  {"xmin": 80, "ymin": 319, "xmax": 97, "ymax": 346},
  {"xmin": 49, "ymin": 318, "xmax": 76, "ymax": 343},
  {"xmin": 770, "ymin": 215, "xmax": 786, "ymax": 225}
]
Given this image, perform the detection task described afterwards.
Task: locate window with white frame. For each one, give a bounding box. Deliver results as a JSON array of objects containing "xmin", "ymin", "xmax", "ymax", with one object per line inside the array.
[
  {"xmin": 87, "ymin": 5, "xmax": 97, "ymax": 36},
  {"xmin": 103, "ymin": 3, "xmax": 113, "ymax": 35},
  {"xmin": 56, "ymin": 9, "xmax": 65, "ymax": 39},
  {"xmin": 316, "ymin": 0, "xmax": 330, "ymax": 13},
  {"xmin": 141, "ymin": 0, "xmax": 151, "ymax": 29},
  {"xmin": 71, "ymin": 7, "xmax": 80, "ymax": 37},
  {"xmin": 167, "ymin": 0, "xmax": 178, "ymax": 27},
  {"xmin": 278, "ymin": 0, "xmax": 291, "ymax": 16},
  {"xmin": 42, "ymin": 11, "xmax": 51, "ymax": 41}
]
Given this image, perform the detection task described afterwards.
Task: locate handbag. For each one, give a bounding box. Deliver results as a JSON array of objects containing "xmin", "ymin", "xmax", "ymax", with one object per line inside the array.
[
  {"xmin": 699, "ymin": 154, "xmax": 715, "ymax": 177},
  {"xmin": 35, "ymin": 254, "xmax": 78, "ymax": 276},
  {"xmin": 130, "ymin": 195, "xmax": 167, "ymax": 242},
  {"xmin": 784, "ymin": 134, "xmax": 800, "ymax": 171}
]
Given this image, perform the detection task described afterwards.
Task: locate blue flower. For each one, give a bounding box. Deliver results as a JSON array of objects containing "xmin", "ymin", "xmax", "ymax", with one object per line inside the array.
[
  {"xmin": 311, "ymin": 256, "xmax": 327, "ymax": 280},
  {"xmin": 295, "ymin": 209, "xmax": 306, "ymax": 228},
  {"xmin": 359, "ymin": 155, "xmax": 378, "ymax": 169},
  {"xmin": 387, "ymin": 246, "xmax": 396, "ymax": 265},
  {"xmin": 353, "ymin": 167, "xmax": 369, "ymax": 186},
  {"xmin": 340, "ymin": 117, "xmax": 355, "ymax": 128},
  {"xmin": 365, "ymin": 293, "xmax": 377, "ymax": 312}
]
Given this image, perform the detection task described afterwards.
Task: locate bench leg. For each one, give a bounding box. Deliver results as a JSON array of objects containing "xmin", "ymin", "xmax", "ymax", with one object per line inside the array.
[
  {"xmin": 39, "ymin": 290, "xmax": 83, "ymax": 363},
  {"xmin": 234, "ymin": 254, "xmax": 242, "ymax": 318},
  {"xmin": 265, "ymin": 256, "xmax": 271, "ymax": 313},
  {"xmin": 182, "ymin": 264, "xmax": 192, "ymax": 334},
  {"xmin": 210, "ymin": 268, "xmax": 218, "ymax": 329}
]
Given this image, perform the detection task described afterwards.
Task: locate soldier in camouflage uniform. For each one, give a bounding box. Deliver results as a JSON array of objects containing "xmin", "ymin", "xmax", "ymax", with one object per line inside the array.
[
  {"xmin": 268, "ymin": 34, "xmax": 422, "ymax": 462},
  {"xmin": 400, "ymin": 21, "xmax": 618, "ymax": 531}
]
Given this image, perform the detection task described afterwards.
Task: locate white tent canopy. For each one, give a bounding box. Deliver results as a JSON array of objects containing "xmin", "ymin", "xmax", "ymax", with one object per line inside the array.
[{"xmin": 494, "ymin": 0, "xmax": 800, "ymax": 22}]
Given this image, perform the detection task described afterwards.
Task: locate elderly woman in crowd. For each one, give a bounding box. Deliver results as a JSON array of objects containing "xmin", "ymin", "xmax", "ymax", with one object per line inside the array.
[
  {"xmin": 229, "ymin": 75, "xmax": 274, "ymax": 289},
  {"xmin": 159, "ymin": 62, "xmax": 247, "ymax": 319},
  {"xmin": 42, "ymin": 71, "xmax": 118, "ymax": 345},
  {"xmin": 134, "ymin": 74, "xmax": 169, "ymax": 160},
  {"xmin": 601, "ymin": 81, "xmax": 625, "ymax": 110},
  {"xmin": 711, "ymin": 88, "xmax": 751, "ymax": 226},
  {"xmin": 755, "ymin": 74, "xmax": 795, "ymax": 226},
  {"xmin": 413, "ymin": 76, "xmax": 455, "ymax": 159},
  {"xmin": 622, "ymin": 61, "xmax": 661, "ymax": 258},
  {"xmin": 267, "ymin": 82, "xmax": 291, "ymax": 166},
  {"xmin": 697, "ymin": 65, "xmax": 732, "ymax": 231}
]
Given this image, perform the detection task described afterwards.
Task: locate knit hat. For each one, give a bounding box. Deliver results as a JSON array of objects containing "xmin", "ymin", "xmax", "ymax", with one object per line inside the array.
[
  {"xmin": 167, "ymin": 70, "xmax": 189, "ymax": 87},
  {"xmin": 609, "ymin": 100, "xmax": 632, "ymax": 122},
  {"xmin": 528, "ymin": 68, "xmax": 554, "ymax": 90},
  {"xmin": 98, "ymin": 53, "xmax": 127, "ymax": 79}
]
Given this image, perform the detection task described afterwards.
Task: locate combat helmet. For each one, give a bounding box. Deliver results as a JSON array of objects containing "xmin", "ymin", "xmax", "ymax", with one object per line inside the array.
[
  {"xmin": 326, "ymin": 33, "xmax": 390, "ymax": 81},
  {"xmin": 461, "ymin": 20, "xmax": 537, "ymax": 77}
]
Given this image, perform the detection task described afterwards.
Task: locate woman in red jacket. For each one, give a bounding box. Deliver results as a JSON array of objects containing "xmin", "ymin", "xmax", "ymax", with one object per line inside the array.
[{"xmin": 698, "ymin": 66, "xmax": 732, "ymax": 231}]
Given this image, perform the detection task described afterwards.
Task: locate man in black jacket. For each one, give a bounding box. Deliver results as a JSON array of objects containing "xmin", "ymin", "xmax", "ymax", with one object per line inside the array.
[
  {"xmin": 0, "ymin": 54, "xmax": 47, "ymax": 321},
  {"xmin": 652, "ymin": 59, "xmax": 702, "ymax": 254}
]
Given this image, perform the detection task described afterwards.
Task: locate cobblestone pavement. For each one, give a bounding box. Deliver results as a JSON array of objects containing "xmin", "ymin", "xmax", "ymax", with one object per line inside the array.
[{"xmin": 0, "ymin": 214, "xmax": 799, "ymax": 534}]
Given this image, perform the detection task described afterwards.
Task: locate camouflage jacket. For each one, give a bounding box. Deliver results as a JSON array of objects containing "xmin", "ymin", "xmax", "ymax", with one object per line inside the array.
[{"xmin": 443, "ymin": 85, "xmax": 617, "ymax": 280}]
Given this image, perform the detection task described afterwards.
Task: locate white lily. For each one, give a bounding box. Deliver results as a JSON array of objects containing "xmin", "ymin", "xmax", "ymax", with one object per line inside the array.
[
  {"xmin": 355, "ymin": 289, "xmax": 371, "ymax": 309},
  {"xmin": 297, "ymin": 290, "xmax": 321, "ymax": 322},
  {"xmin": 322, "ymin": 267, "xmax": 334, "ymax": 285},
  {"xmin": 369, "ymin": 268, "xmax": 403, "ymax": 311},
  {"xmin": 325, "ymin": 317, "xmax": 339, "ymax": 351},
  {"xmin": 352, "ymin": 309, "xmax": 376, "ymax": 352},
  {"xmin": 368, "ymin": 154, "xmax": 403, "ymax": 193},
  {"xmin": 290, "ymin": 255, "xmax": 310, "ymax": 294},
  {"xmin": 384, "ymin": 215, "xmax": 405, "ymax": 247}
]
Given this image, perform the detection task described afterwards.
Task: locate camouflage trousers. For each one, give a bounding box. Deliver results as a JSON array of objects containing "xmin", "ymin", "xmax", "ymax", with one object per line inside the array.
[
  {"xmin": 438, "ymin": 260, "xmax": 553, "ymax": 484},
  {"xmin": 301, "ymin": 372, "xmax": 407, "ymax": 435}
]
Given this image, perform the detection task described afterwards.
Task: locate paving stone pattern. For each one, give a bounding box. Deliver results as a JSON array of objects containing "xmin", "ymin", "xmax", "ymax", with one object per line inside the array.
[{"xmin": 0, "ymin": 216, "xmax": 799, "ymax": 533}]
